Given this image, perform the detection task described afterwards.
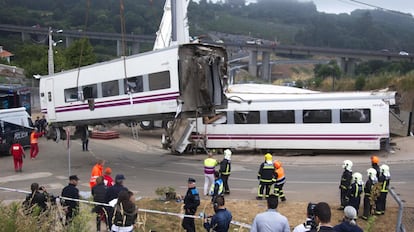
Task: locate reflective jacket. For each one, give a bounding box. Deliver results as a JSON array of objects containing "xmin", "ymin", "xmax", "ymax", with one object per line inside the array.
[
  {"xmin": 219, "ymin": 159, "xmax": 231, "ymax": 175},
  {"xmin": 89, "ymin": 164, "xmax": 103, "ymax": 188},
  {"xmin": 258, "ymin": 162, "xmax": 276, "ymax": 183},
  {"xmin": 204, "ymin": 158, "xmax": 218, "ymax": 175},
  {"xmin": 210, "ymin": 178, "xmax": 224, "ymax": 196},
  {"xmin": 340, "ymin": 170, "xmax": 352, "ymax": 190},
  {"xmin": 275, "ymin": 166, "xmax": 286, "ymax": 185}
]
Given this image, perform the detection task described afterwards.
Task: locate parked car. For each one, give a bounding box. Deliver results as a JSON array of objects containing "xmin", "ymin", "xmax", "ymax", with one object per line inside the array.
[{"xmin": 399, "ymin": 51, "xmax": 409, "ymax": 56}]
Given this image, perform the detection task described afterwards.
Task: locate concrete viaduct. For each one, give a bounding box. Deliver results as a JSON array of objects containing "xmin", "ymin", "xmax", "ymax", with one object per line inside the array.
[{"xmin": 1, "ymin": 24, "xmax": 413, "ymax": 80}]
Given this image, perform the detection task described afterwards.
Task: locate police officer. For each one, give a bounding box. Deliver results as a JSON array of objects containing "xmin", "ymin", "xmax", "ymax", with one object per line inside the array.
[
  {"xmin": 339, "ymin": 160, "xmax": 353, "ymax": 210},
  {"xmin": 210, "ymin": 171, "xmax": 224, "ymax": 203},
  {"xmin": 273, "ymin": 160, "xmax": 286, "ymax": 202},
  {"xmin": 61, "ymin": 175, "xmax": 80, "ymax": 223},
  {"xmin": 375, "ymin": 164, "xmax": 390, "ymax": 215},
  {"xmin": 182, "ymin": 177, "xmax": 200, "ymax": 232},
  {"xmin": 219, "ymin": 149, "xmax": 232, "ymax": 194},
  {"xmin": 257, "ymin": 153, "xmax": 276, "ymax": 200},
  {"xmin": 362, "ymin": 168, "xmax": 378, "ymax": 220}
]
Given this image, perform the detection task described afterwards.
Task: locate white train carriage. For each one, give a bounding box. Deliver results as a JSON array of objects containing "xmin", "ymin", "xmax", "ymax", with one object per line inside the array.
[
  {"xmin": 183, "ymin": 84, "xmax": 398, "ymax": 152},
  {"xmin": 39, "ymin": 43, "xmax": 227, "ymax": 140}
]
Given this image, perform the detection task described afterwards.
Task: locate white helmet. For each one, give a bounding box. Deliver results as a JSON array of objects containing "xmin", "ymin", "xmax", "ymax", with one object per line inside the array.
[
  {"xmin": 366, "ymin": 168, "xmax": 377, "ymax": 177},
  {"xmin": 352, "ymin": 172, "xmax": 363, "ymax": 184},
  {"xmin": 224, "ymin": 149, "xmax": 232, "ymax": 160},
  {"xmin": 342, "ymin": 160, "xmax": 353, "ymax": 171},
  {"xmin": 380, "ymin": 164, "xmax": 390, "ymax": 177}
]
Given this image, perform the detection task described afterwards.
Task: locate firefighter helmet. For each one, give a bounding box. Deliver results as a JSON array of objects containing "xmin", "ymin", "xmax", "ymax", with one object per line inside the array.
[
  {"xmin": 264, "ymin": 153, "xmax": 272, "ymax": 161},
  {"xmin": 366, "ymin": 168, "xmax": 377, "ymax": 177},
  {"xmin": 371, "ymin": 155, "xmax": 379, "ymax": 164},
  {"xmin": 380, "ymin": 164, "xmax": 390, "ymax": 173},
  {"xmin": 342, "ymin": 160, "xmax": 353, "ymax": 171},
  {"xmin": 352, "ymin": 172, "xmax": 363, "ymax": 183},
  {"xmin": 274, "ymin": 160, "xmax": 282, "ymax": 169},
  {"xmin": 224, "ymin": 149, "xmax": 232, "ymax": 159}
]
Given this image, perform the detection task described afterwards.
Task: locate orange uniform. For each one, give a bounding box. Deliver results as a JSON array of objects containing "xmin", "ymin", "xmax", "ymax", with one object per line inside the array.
[{"xmin": 89, "ymin": 163, "xmax": 104, "ymax": 188}]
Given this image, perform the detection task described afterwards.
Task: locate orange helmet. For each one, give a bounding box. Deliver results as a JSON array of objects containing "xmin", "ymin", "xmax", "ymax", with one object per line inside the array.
[
  {"xmin": 371, "ymin": 155, "xmax": 379, "ymax": 164},
  {"xmin": 274, "ymin": 160, "xmax": 282, "ymax": 169},
  {"xmin": 104, "ymin": 167, "xmax": 112, "ymax": 175}
]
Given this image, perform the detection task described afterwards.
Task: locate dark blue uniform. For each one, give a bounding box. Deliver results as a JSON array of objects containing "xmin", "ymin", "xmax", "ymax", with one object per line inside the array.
[
  {"xmin": 182, "ymin": 187, "xmax": 200, "ymax": 232},
  {"xmin": 203, "ymin": 208, "xmax": 232, "ymax": 232},
  {"xmin": 61, "ymin": 183, "xmax": 80, "ymax": 222}
]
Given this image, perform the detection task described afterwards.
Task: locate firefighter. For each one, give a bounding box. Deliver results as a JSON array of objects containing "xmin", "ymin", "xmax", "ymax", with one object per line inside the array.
[
  {"xmin": 347, "ymin": 172, "xmax": 363, "ymax": 214},
  {"xmin": 219, "ymin": 149, "xmax": 232, "ymax": 194},
  {"xmin": 375, "ymin": 164, "xmax": 391, "ymax": 215},
  {"xmin": 256, "ymin": 153, "xmax": 276, "ymax": 200},
  {"xmin": 370, "ymin": 155, "xmax": 380, "ymax": 179},
  {"xmin": 339, "ymin": 160, "xmax": 353, "ymax": 210},
  {"xmin": 362, "ymin": 168, "xmax": 378, "ymax": 220},
  {"xmin": 10, "ymin": 140, "xmax": 25, "ymax": 172},
  {"xmin": 273, "ymin": 160, "xmax": 286, "ymax": 202}
]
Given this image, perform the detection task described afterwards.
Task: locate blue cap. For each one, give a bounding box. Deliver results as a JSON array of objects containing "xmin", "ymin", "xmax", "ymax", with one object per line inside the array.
[
  {"xmin": 115, "ymin": 174, "xmax": 125, "ymax": 181},
  {"xmin": 188, "ymin": 177, "xmax": 196, "ymax": 183}
]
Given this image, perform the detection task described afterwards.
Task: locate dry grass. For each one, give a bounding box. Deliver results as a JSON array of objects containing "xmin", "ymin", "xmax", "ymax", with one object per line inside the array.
[{"xmin": 135, "ymin": 198, "xmax": 398, "ymax": 232}]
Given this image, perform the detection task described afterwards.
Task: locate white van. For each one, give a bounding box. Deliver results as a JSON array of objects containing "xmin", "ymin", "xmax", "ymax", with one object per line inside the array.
[{"xmin": 0, "ymin": 107, "xmax": 33, "ymax": 155}]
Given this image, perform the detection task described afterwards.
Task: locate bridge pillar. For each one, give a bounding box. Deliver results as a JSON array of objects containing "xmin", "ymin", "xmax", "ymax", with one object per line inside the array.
[
  {"xmin": 261, "ymin": 51, "xmax": 271, "ymax": 81},
  {"xmin": 21, "ymin": 32, "xmax": 28, "ymax": 42},
  {"xmin": 117, "ymin": 40, "xmax": 122, "ymax": 56},
  {"xmin": 131, "ymin": 42, "xmax": 140, "ymax": 54},
  {"xmin": 65, "ymin": 37, "xmax": 73, "ymax": 48},
  {"xmin": 248, "ymin": 50, "xmax": 258, "ymax": 77},
  {"xmin": 339, "ymin": 57, "xmax": 357, "ymax": 75}
]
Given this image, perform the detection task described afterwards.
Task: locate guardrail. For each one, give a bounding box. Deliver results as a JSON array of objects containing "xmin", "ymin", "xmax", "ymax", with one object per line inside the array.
[{"xmin": 389, "ymin": 187, "xmax": 406, "ymax": 232}]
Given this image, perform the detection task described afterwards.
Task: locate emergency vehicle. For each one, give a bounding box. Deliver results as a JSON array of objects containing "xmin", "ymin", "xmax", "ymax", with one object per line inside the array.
[{"xmin": 0, "ymin": 107, "xmax": 33, "ymax": 155}]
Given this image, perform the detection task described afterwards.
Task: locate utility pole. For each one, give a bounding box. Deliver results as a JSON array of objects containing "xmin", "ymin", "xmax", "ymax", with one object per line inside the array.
[{"xmin": 48, "ymin": 27, "xmax": 63, "ymax": 75}]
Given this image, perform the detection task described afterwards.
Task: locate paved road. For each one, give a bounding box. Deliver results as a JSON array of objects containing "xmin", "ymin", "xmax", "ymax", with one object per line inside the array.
[{"xmin": 1, "ymin": 127, "xmax": 413, "ymax": 208}]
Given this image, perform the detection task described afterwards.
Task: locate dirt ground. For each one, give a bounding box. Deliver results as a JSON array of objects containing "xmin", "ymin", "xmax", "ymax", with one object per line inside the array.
[{"xmin": 133, "ymin": 198, "xmax": 397, "ymax": 232}]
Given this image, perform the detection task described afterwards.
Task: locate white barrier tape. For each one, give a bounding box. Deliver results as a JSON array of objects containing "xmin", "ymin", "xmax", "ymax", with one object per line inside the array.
[{"xmin": 0, "ymin": 187, "xmax": 251, "ymax": 228}]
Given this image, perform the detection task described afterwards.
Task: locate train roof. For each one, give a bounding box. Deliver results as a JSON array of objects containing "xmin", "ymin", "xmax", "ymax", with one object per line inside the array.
[{"xmin": 225, "ymin": 84, "xmax": 397, "ymax": 105}]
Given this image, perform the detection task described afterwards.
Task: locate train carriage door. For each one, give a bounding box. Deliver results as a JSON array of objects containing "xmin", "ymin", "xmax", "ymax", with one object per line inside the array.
[{"xmin": 45, "ymin": 79, "xmax": 56, "ymax": 120}]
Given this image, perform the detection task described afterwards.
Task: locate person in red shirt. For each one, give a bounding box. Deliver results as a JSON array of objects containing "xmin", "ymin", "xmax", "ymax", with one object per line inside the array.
[
  {"xmin": 89, "ymin": 159, "xmax": 105, "ymax": 189},
  {"xmin": 30, "ymin": 128, "xmax": 44, "ymax": 159},
  {"xmin": 10, "ymin": 140, "xmax": 25, "ymax": 172},
  {"xmin": 103, "ymin": 167, "xmax": 114, "ymax": 187}
]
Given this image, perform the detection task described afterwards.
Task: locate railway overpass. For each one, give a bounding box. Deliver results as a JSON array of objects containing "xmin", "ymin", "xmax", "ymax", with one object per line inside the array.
[{"xmin": 1, "ymin": 23, "xmax": 413, "ymax": 79}]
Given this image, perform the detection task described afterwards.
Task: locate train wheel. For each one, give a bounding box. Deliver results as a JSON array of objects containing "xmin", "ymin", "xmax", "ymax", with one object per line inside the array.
[{"xmin": 139, "ymin": 121, "xmax": 154, "ymax": 130}]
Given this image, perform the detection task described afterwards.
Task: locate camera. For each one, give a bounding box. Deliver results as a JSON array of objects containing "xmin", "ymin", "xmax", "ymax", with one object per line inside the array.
[{"xmin": 305, "ymin": 203, "xmax": 317, "ymax": 231}]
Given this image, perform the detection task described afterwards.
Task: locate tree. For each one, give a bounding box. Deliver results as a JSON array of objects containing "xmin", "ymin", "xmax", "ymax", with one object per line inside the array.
[{"xmin": 63, "ymin": 38, "xmax": 96, "ymax": 69}]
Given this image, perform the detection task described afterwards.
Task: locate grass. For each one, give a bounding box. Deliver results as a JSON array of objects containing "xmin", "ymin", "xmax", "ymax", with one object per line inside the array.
[{"xmin": 0, "ymin": 197, "xmax": 398, "ymax": 232}]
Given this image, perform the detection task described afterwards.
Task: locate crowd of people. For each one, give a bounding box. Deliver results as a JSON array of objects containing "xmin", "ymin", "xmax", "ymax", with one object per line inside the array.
[{"xmin": 18, "ymin": 136, "xmax": 392, "ymax": 232}]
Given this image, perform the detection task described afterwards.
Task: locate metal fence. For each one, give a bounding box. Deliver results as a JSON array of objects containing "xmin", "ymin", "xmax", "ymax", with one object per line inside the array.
[{"xmin": 389, "ymin": 187, "xmax": 408, "ymax": 232}]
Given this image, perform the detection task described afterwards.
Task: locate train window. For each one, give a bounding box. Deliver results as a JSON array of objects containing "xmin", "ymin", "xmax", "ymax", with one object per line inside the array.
[
  {"xmin": 203, "ymin": 113, "xmax": 227, "ymax": 124},
  {"xmin": 234, "ymin": 111, "xmax": 260, "ymax": 124},
  {"xmin": 268, "ymin": 110, "xmax": 295, "ymax": 123},
  {"xmin": 102, "ymin": 80, "xmax": 119, "ymax": 97},
  {"xmin": 83, "ymin": 84, "xmax": 98, "ymax": 99},
  {"xmin": 303, "ymin": 110, "xmax": 332, "ymax": 123},
  {"xmin": 64, "ymin": 87, "xmax": 78, "ymax": 102},
  {"xmin": 125, "ymin": 76, "xmax": 143, "ymax": 93},
  {"xmin": 340, "ymin": 109, "xmax": 371, "ymax": 123},
  {"xmin": 149, "ymin": 71, "xmax": 170, "ymax": 90}
]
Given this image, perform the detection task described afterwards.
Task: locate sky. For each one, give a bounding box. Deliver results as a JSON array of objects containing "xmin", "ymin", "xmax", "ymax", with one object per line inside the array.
[{"xmin": 298, "ymin": 0, "xmax": 414, "ymax": 15}]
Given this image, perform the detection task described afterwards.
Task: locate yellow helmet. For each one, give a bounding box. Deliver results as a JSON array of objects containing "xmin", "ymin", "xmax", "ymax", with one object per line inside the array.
[{"xmin": 264, "ymin": 153, "xmax": 272, "ymax": 161}]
